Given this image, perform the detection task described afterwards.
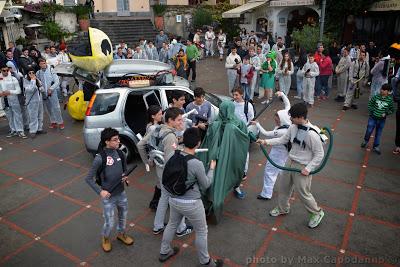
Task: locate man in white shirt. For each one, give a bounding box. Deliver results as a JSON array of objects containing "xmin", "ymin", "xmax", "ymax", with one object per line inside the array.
[
  {"xmin": 205, "ymin": 27, "xmax": 215, "ymax": 57},
  {"xmin": 0, "ymin": 65, "xmax": 26, "ymax": 138}
]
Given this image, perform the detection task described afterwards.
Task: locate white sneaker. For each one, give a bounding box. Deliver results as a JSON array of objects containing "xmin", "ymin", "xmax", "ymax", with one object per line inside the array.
[{"xmin": 294, "ymin": 95, "xmax": 301, "ymax": 99}]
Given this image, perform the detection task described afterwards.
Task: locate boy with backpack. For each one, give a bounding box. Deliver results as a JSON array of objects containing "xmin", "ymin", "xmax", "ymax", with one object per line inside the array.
[
  {"xmin": 251, "ymin": 91, "xmax": 291, "ymax": 200},
  {"xmin": 159, "ymin": 127, "xmax": 223, "ymax": 267},
  {"xmin": 257, "ymin": 103, "xmax": 325, "ymax": 228},
  {"xmin": 137, "ymin": 107, "xmax": 193, "ymax": 237},
  {"xmin": 85, "ymin": 128, "xmax": 133, "ymax": 252}
]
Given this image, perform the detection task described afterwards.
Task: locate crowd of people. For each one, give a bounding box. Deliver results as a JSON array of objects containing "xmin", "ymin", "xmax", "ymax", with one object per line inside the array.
[{"xmin": 0, "ymin": 42, "xmax": 69, "ymax": 139}]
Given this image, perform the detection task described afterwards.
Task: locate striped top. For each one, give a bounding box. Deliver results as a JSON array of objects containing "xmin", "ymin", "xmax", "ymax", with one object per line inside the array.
[{"xmin": 368, "ymin": 94, "xmax": 394, "ymax": 119}]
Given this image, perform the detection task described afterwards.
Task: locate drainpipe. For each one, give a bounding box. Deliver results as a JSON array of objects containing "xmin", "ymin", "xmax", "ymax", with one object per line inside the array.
[{"xmin": 319, "ymin": 0, "xmax": 326, "ymax": 43}]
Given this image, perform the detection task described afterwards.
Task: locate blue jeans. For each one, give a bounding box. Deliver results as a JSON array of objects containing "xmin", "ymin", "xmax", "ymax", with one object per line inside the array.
[
  {"xmin": 318, "ymin": 75, "xmax": 330, "ymax": 96},
  {"xmin": 101, "ymin": 191, "xmax": 128, "ymax": 237},
  {"xmin": 296, "ymin": 74, "xmax": 303, "ymax": 97},
  {"xmin": 241, "ymin": 83, "xmax": 250, "ymax": 101},
  {"xmin": 364, "ymin": 117, "xmax": 386, "ymax": 148}
]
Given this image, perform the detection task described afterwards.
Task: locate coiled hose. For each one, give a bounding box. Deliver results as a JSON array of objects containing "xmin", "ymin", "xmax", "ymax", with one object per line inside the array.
[{"xmin": 249, "ymin": 127, "xmax": 334, "ymax": 174}]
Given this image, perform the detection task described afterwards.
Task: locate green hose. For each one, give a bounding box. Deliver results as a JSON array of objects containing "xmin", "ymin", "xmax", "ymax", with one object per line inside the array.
[{"xmin": 249, "ymin": 127, "xmax": 333, "ymax": 175}]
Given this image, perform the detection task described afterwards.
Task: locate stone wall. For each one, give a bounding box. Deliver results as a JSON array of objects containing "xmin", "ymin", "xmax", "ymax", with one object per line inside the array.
[
  {"xmin": 163, "ymin": 6, "xmax": 195, "ymax": 39},
  {"xmin": 55, "ymin": 12, "xmax": 77, "ymax": 33}
]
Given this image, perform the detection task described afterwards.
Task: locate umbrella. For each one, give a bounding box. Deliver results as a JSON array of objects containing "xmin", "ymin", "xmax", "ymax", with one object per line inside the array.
[{"xmin": 25, "ymin": 24, "xmax": 42, "ymax": 44}]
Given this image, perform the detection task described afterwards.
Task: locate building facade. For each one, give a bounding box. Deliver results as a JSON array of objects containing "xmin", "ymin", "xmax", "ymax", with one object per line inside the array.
[{"xmin": 223, "ymin": 0, "xmax": 320, "ymax": 40}]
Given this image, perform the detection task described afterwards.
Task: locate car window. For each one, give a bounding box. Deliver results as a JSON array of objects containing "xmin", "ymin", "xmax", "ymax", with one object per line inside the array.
[
  {"xmin": 90, "ymin": 93, "xmax": 119, "ymax": 115},
  {"xmin": 205, "ymin": 93, "xmax": 222, "ymax": 108},
  {"xmin": 165, "ymin": 89, "xmax": 194, "ymax": 110},
  {"xmin": 143, "ymin": 90, "xmax": 161, "ymax": 109}
]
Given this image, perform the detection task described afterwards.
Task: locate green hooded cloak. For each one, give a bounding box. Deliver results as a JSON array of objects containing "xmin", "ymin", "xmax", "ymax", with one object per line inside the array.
[{"xmin": 199, "ymin": 101, "xmax": 250, "ymax": 223}]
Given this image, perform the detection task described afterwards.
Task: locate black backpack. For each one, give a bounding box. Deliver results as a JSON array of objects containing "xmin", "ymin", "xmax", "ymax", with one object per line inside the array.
[
  {"xmin": 95, "ymin": 149, "xmax": 127, "ymax": 186},
  {"xmin": 162, "ymin": 150, "xmax": 196, "ymax": 196}
]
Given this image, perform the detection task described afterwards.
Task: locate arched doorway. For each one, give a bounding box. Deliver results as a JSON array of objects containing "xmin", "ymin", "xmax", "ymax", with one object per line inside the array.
[
  {"xmin": 287, "ymin": 8, "xmax": 319, "ymax": 34},
  {"xmin": 256, "ymin": 18, "xmax": 268, "ymax": 34}
]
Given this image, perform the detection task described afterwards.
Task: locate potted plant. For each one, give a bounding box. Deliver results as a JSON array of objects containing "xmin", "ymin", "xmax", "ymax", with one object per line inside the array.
[
  {"xmin": 73, "ymin": 5, "xmax": 91, "ymax": 31},
  {"xmin": 42, "ymin": 21, "xmax": 71, "ymax": 42},
  {"xmin": 153, "ymin": 4, "xmax": 167, "ymax": 30}
]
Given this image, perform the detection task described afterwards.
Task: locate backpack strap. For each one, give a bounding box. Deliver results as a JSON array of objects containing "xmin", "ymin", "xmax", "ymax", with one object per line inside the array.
[
  {"xmin": 308, "ymin": 127, "xmax": 325, "ymax": 143},
  {"xmin": 277, "ymin": 124, "xmax": 289, "ymax": 130},
  {"xmin": 184, "ymin": 153, "xmax": 198, "ymax": 190},
  {"xmin": 244, "ymin": 100, "xmax": 249, "ymax": 122},
  {"xmin": 116, "ymin": 149, "xmax": 127, "ymax": 174},
  {"xmin": 96, "ymin": 150, "xmax": 107, "ymax": 185}
]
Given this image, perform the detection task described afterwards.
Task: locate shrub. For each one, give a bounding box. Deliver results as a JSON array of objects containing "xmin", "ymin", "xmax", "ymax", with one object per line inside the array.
[
  {"xmin": 153, "ymin": 4, "xmax": 167, "ymax": 16},
  {"xmin": 292, "ymin": 25, "xmax": 332, "ymax": 53},
  {"xmin": 193, "ymin": 8, "xmax": 213, "ymax": 29},
  {"xmin": 42, "ymin": 21, "xmax": 71, "ymax": 42}
]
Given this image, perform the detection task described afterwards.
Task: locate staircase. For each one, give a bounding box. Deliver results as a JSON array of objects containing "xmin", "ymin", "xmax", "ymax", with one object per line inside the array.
[{"xmin": 90, "ymin": 18, "xmax": 159, "ymax": 48}]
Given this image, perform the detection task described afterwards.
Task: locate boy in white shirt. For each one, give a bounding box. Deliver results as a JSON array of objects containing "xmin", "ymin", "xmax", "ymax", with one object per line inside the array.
[{"xmin": 251, "ymin": 92, "xmax": 290, "ymax": 200}]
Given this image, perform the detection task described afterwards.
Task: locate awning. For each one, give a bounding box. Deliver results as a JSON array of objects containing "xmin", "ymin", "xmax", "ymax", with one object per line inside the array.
[
  {"xmin": 370, "ymin": 0, "xmax": 400, "ymax": 11},
  {"xmin": 0, "ymin": 1, "xmax": 6, "ymax": 15},
  {"xmin": 222, "ymin": 1, "xmax": 267, "ymax": 19}
]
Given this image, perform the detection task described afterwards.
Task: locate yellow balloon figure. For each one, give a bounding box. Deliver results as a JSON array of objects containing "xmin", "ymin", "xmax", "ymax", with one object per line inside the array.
[
  {"xmin": 67, "ymin": 27, "xmax": 113, "ymax": 120},
  {"xmin": 67, "ymin": 90, "xmax": 88, "ymax": 121},
  {"xmin": 69, "ymin": 27, "xmax": 113, "ymax": 73}
]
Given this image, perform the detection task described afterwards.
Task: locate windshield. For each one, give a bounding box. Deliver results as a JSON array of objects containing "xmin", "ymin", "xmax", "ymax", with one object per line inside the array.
[
  {"xmin": 106, "ymin": 72, "xmax": 174, "ymax": 88},
  {"xmin": 205, "ymin": 92, "xmax": 222, "ymax": 108}
]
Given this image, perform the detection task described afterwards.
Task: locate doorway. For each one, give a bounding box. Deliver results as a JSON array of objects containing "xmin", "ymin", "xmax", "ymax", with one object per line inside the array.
[{"xmin": 117, "ymin": 0, "xmax": 130, "ymax": 16}]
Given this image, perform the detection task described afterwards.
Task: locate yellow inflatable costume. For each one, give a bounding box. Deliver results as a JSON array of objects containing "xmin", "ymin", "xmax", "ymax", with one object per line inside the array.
[
  {"xmin": 69, "ymin": 27, "xmax": 113, "ymax": 73},
  {"xmin": 67, "ymin": 90, "xmax": 88, "ymax": 121},
  {"xmin": 66, "ymin": 27, "xmax": 113, "ymax": 120}
]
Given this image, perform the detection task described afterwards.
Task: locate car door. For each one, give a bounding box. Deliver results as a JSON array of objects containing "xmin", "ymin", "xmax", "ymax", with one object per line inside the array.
[{"xmin": 143, "ymin": 90, "xmax": 161, "ymax": 110}]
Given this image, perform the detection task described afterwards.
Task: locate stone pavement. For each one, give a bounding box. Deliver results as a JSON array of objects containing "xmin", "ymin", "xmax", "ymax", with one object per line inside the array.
[{"xmin": 0, "ymin": 57, "xmax": 399, "ymax": 267}]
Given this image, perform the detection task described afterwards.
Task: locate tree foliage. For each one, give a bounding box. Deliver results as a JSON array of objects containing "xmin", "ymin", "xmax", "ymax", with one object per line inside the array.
[
  {"xmin": 325, "ymin": 0, "xmax": 376, "ymax": 39},
  {"xmin": 193, "ymin": 8, "xmax": 213, "ymax": 30},
  {"xmin": 42, "ymin": 21, "xmax": 71, "ymax": 42},
  {"xmin": 292, "ymin": 25, "xmax": 332, "ymax": 53}
]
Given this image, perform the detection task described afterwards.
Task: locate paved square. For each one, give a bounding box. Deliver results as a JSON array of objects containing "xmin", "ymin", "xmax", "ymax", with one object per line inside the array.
[{"xmin": 0, "ymin": 57, "xmax": 399, "ymax": 267}]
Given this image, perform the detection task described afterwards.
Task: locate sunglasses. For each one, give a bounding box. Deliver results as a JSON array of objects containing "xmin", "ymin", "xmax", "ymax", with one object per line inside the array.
[{"xmin": 28, "ymin": 71, "xmax": 35, "ymax": 74}]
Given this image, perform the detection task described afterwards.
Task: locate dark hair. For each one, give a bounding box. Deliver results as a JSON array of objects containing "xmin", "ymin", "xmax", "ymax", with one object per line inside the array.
[
  {"xmin": 22, "ymin": 47, "xmax": 29, "ymax": 53},
  {"xmin": 172, "ymin": 90, "xmax": 185, "ymax": 101},
  {"xmin": 183, "ymin": 127, "xmax": 201, "ymax": 149},
  {"xmin": 257, "ymin": 44, "xmax": 262, "ymax": 49},
  {"xmin": 243, "ymin": 55, "xmax": 250, "ymax": 61},
  {"xmin": 308, "ymin": 53, "xmax": 314, "ymax": 57},
  {"xmin": 289, "ymin": 103, "xmax": 308, "ymax": 119},
  {"xmin": 381, "ymin": 83, "xmax": 392, "ymax": 91},
  {"xmin": 147, "ymin": 105, "xmax": 162, "ymax": 124},
  {"xmin": 6, "ymin": 49, "xmax": 12, "ymax": 54},
  {"xmin": 322, "ymin": 49, "xmax": 329, "ymax": 56},
  {"xmin": 164, "ymin": 107, "xmax": 184, "ymax": 123},
  {"xmin": 50, "ymin": 46, "xmax": 56, "ymax": 49},
  {"xmin": 233, "ymin": 87, "xmax": 244, "ymax": 95},
  {"xmin": 100, "ymin": 127, "xmax": 119, "ymax": 147},
  {"xmin": 44, "ymin": 46, "xmax": 50, "ymax": 50},
  {"xmin": 194, "ymin": 87, "xmax": 205, "ymax": 98},
  {"xmin": 38, "ymin": 58, "xmax": 46, "ymax": 64},
  {"xmin": 359, "ymin": 51, "xmax": 366, "ymax": 56}
]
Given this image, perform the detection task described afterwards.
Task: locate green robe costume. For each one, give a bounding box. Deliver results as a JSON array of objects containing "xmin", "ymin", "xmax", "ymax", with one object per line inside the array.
[{"xmin": 199, "ymin": 101, "xmax": 250, "ymax": 223}]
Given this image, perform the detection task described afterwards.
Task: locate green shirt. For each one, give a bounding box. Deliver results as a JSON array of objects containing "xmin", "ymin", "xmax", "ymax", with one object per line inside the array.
[
  {"xmin": 186, "ymin": 44, "xmax": 199, "ymax": 61},
  {"xmin": 368, "ymin": 94, "xmax": 394, "ymax": 119}
]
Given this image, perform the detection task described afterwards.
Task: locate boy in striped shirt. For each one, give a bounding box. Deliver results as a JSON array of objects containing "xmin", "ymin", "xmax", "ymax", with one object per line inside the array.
[{"xmin": 361, "ymin": 83, "xmax": 395, "ymax": 154}]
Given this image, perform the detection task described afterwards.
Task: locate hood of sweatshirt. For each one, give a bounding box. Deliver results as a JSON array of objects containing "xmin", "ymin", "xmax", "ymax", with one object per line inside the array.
[{"xmin": 277, "ymin": 109, "xmax": 291, "ymax": 127}]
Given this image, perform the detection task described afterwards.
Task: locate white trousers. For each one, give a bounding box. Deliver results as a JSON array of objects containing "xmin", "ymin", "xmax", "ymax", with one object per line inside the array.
[{"xmin": 260, "ymin": 147, "xmax": 288, "ymax": 198}]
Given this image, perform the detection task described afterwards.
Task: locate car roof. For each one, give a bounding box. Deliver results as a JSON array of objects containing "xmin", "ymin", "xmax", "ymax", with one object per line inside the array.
[
  {"xmin": 95, "ymin": 85, "xmax": 191, "ymax": 94},
  {"xmin": 104, "ymin": 59, "xmax": 173, "ymax": 78},
  {"xmin": 53, "ymin": 60, "xmax": 173, "ymax": 78}
]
